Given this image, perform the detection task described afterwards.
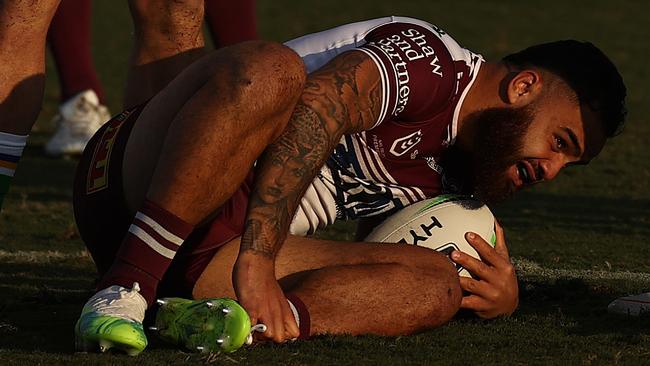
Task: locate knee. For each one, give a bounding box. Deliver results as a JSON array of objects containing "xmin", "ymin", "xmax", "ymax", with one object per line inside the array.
[
  {"xmin": 223, "ymin": 40, "xmax": 305, "ymax": 97},
  {"xmin": 400, "ymin": 248, "xmax": 463, "ymax": 328},
  {"xmin": 422, "ymin": 259, "xmax": 463, "ymax": 325},
  {"xmin": 207, "ymin": 40, "xmax": 306, "ymax": 113}
]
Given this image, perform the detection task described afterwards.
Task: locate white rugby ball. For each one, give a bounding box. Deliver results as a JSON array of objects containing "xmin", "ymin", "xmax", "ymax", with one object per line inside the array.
[{"xmin": 364, "ymin": 195, "xmax": 496, "ymax": 277}]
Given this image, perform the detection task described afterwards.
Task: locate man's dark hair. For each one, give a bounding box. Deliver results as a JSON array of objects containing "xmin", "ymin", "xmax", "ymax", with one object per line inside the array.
[{"xmin": 503, "ymin": 40, "xmax": 627, "ymax": 137}]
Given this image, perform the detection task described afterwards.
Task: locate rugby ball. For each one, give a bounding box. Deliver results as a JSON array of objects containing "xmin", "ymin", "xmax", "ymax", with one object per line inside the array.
[{"xmin": 364, "ymin": 195, "xmax": 496, "ymax": 277}]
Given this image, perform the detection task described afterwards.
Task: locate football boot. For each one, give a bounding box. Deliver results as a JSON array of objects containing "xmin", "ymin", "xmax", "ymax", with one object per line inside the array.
[
  {"xmin": 75, "ymin": 282, "xmax": 148, "ymax": 356},
  {"xmin": 151, "ymin": 297, "xmax": 253, "ymax": 353}
]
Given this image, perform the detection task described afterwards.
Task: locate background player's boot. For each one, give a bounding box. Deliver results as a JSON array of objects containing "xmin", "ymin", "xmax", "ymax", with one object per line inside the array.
[
  {"xmin": 152, "ymin": 297, "xmax": 251, "ymax": 353},
  {"xmin": 608, "ymin": 292, "xmax": 650, "ymax": 316},
  {"xmin": 75, "ymin": 282, "xmax": 148, "ymax": 356},
  {"xmin": 44, "ymin": 89, "xmax": 110, "ymax": 157}
]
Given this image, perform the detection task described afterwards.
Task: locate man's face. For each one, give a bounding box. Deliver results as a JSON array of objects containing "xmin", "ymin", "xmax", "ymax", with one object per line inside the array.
[{"xmin": 458, "ymin": 94, "xmax": 607, "ymax": 204}]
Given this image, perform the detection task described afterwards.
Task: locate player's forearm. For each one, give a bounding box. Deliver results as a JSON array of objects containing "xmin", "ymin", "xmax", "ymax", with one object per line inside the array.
[
  {"xmin": 239, "ymin": 51, "xmax": 382, "ymax": 258},
  {"xmin": 240, "ymin": 102, "xmax": 331, "ymax": 258}
]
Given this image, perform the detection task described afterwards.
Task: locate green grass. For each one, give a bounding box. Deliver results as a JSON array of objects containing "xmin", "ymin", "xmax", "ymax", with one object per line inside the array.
[{"xmin": 1, "ymin": 0, "xmax": 649, "ymax": 364}]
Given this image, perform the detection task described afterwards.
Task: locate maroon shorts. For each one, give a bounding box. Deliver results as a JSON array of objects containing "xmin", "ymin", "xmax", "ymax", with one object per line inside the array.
[{"xmin": 73, "ymin": 104, "xmax": 252, "ymax": 297}]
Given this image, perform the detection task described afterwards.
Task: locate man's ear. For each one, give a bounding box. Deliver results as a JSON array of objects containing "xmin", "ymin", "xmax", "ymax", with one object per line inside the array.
[{"xmin": 505, "ymin": 70, "xmax": 543, "ymax": 106}]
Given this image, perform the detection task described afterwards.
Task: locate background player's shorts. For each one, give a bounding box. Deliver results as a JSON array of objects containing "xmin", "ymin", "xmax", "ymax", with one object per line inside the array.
[{"xmin": 73, "ymin": 104, "xmax": 253, "ymax": 298}]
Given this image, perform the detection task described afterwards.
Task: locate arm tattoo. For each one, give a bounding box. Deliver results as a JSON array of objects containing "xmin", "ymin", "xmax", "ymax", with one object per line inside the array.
[{"xmin": 240, "ymin": 51, "xmax": 382, "ymax": 258}]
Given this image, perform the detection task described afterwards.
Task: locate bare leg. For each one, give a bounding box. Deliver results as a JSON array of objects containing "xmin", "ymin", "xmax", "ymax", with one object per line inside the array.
[
  {"xmin": 0, "ymin": 0, "xmax": 61, "ymax": 134},
  {"xmin": 122, "ymin": 40, "xmax": 306, "ymax": 223},
  {"xmin": 124, "ymin": 0, "xmax": 206, "ymax": 108},
  {"xmin": 90, "ymin": 40, "xmax": 304, "ymax": 307},
  {"xmin": 195, "ymin": 236, "xmax": 462, "ymax": 336}
]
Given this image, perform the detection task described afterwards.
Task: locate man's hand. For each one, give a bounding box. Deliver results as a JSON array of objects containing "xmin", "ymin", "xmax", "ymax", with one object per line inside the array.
[
  {"xmin": 232, "ymin": 251, "xmax": 300, "ymax": 343},
  {"xmin": 450, "ymin": 222, "xmax": 518, "ymax": 318}
]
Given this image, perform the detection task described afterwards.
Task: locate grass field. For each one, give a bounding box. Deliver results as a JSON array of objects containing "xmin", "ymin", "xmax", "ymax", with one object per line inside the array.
[{"xmin": 1, "ymin": 0, "xmax": 649, "ymax": 364}]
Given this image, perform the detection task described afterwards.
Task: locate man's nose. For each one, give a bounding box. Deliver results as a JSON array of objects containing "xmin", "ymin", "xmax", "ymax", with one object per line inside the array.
[{"xmin": 539, "ymin": 157, "xmax": 564, "ymax": 181}]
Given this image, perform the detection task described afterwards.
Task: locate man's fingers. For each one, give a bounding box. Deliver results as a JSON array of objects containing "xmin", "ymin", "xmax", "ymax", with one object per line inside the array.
[
  {"xmin": 460, "ymin": 294, "xmax": 490, "ymax": 312},
  {"xmin": 247, "ymin": 310, "xmax": 259, "ymax": 329},
  {"xmin": 257, "ymin": 318, "xmax": 283, "ymax": 343},
  {"xmin": 260, "ymin": 320, "xmax": 275, "ymax": 341},
  {"xmin": 459, "ymin": 276, "xmax": 498, "ymax": 301},
  {"xmin": 284, "ymin": 305, "xmax": 300, "ymax": 339},
  {"xmin": 451, "ymin": 247, "xmax": 494, "ymax": 281},
  {"xmin": 464, "ymin": 232, "xmax": 507, "ymax": 268},
  {"xmin": 267, "ymin": 297, "xmax": 299, "ymax": 343},
  {"xmin": 271, "ymin": 302, "xmax": 287, "ymax": 343},
  {"xmin": 493, "ymin": 221, "xmax": 509, "ymax": 259}
]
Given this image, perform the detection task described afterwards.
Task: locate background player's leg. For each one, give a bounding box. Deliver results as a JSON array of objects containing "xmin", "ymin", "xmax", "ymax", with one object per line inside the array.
[
  {"xmin": 45, "ymin": 0, "xmax": 111, "ymax": 157},
  {"xmin": 0, "ymin": 0, "xmax": 60, "ymax": 134},
  {"xmin": 204, "ymin": 0, "xmax": 257, "ymax": 48},
  {"xmin": 195, "ymin": 236, "xmax": 463, "ymax": 336},
  {"xmin": 0, "ymin": 0, "xmax": 61, "ymax": 209},
  {"xmin": 49, "ymin": 0, "xmax": 105, "ymax": 104},
  {"xmin": 124, "ymin": 0, "xmax": 206, "ymax": 108}
]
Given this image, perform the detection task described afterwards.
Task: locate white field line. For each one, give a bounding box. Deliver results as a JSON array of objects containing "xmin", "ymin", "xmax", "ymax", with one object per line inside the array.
[
  {"xmin": 513, "ymin": 258, "xmax": 650, "ymax": 284},
  {"xmin": 0, "ymin": 250, "xmax": 90, "ymax": 263},
  {"xmin": 0, "ymin": 284, "xmax": 89, "ymax": 294},
  {"xmin": 1, "ymin": 250, "xmax": 650, "ymax": 284}
]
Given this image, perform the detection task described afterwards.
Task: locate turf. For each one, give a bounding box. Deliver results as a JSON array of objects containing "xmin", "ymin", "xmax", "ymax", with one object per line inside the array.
[{"xmin": 1, "ymin": 0, "xmax": 649, "ymax": 365}]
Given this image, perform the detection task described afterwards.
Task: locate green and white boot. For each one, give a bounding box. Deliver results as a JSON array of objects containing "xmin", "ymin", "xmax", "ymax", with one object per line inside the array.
[
  {"xmin": 75, "ymin": 282, "xmax": 148, "ymax": 356},
  {"xmin": 152, "ymin": 297, "xmax": 253, "ymax": 353}
]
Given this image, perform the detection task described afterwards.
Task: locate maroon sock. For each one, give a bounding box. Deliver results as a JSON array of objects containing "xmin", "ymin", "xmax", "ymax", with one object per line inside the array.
[
  {"xmin": 98, "ymin": 199, "xmax": 193, "ymax": 305},
  {"xmin": 48, "ymin": 0, "xmax": 106, "ymax": 103},
  {"xmin": 286, "ymin": 294, "xmax": 311, "ymax": 340},
  {"xmin": 204, "ymin": 0, "xmax": 258, "ymax": 48}
]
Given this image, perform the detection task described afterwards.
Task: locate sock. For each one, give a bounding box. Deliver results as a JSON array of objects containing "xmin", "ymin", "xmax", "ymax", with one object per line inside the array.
[
  {"xmin": 285, "ymin": 294, "xmax": 311, "ymax": 340},
  {"xmin": 48, "ymin": 0, "xmax": 106, "ymax": 103},
  {"xmin": 0, "ymin": 132, "xmax": 28, "ymax": 210},
  {"xmin": 204, "ymin": 0, "xmax": 258, "ymax": 48},
  {"xmin": 98, "ymin": 199, "xmax": 194, "ymax": 305}
]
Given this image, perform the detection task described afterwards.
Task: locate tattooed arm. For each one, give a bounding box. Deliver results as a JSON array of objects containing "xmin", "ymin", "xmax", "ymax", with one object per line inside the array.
[
  {"xmin": 244, "ymin": 50, "xmax": 383, "ymax": 256},
  {"xmin": 232, "ymin": 51, "xmax": 383, "ymax": 342}
]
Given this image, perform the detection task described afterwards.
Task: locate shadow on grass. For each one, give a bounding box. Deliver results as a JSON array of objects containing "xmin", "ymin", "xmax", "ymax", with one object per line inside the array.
[
  {"xmin": 518, "ymin": 277, "xmax": 650, "ymax": 341},
  {"xmin": 0, "ymin": 260, "xmax": 96, "ymax": 352},
  {"xmin": 494, "ymin": 191, "xmax": 650, "ymax": 236},
  {"xmin": 0, "ymin": 282, "xmax": 92, "ymax": 353},
  {"xmin": 11, "ymin": 145, "xmax": 79, "ymax": 193}
]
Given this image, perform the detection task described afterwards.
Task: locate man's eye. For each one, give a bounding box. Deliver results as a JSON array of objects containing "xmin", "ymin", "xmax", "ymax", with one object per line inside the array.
[{"xmin": 555, "ymin": 136, "xmax": 567, "ymax": 149}]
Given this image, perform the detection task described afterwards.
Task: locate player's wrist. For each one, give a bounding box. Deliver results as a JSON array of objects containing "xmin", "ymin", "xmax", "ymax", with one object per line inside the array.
[{"xmin": 235, "ymin": 250, "xmax": 275, "ymax": 273}]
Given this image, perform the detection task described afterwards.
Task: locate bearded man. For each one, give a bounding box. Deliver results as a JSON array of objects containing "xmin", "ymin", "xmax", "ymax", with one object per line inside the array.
[{"xmin": 72, "ymin": 16, "xmax": 626, "ymax": 354}]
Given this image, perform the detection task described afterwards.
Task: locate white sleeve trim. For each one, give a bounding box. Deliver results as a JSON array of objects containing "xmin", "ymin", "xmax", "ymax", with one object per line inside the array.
[
  {"xmin": 449, "ymin": 57, "xmax": 483, "ymax": 145},
  {"xmin": 354, "ymin": 48, "xmax": 390, "ymax": 129}
]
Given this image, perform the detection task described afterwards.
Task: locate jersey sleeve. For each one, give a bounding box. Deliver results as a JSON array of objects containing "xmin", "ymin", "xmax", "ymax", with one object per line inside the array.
[{"xmin": 356, "ymin": 22, "xmax": 457, "ymax": 126}]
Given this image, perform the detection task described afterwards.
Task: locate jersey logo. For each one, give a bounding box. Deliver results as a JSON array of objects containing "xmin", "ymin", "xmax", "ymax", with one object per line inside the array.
[
  {"xmin": 424, "ymin": 156, "xmax": 443, "ymax": 174},
  {"xmin": 86, "ymin": 110, "xmax": 131, "ymax": 194},
  {"xmin": 390, "ymin": 130, "xmax": 422, "ymax": 157}
]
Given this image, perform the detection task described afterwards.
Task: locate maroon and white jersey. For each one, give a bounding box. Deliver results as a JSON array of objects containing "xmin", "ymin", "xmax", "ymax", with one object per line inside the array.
[{"xmin": 284, "ymin": 16, "xmax": 484, "ymax": 235}]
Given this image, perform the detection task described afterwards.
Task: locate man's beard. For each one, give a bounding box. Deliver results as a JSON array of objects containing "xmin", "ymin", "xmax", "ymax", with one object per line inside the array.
[{"xmin": 442, "ymin": 106, "xmax": 534, "ymax": 205}]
